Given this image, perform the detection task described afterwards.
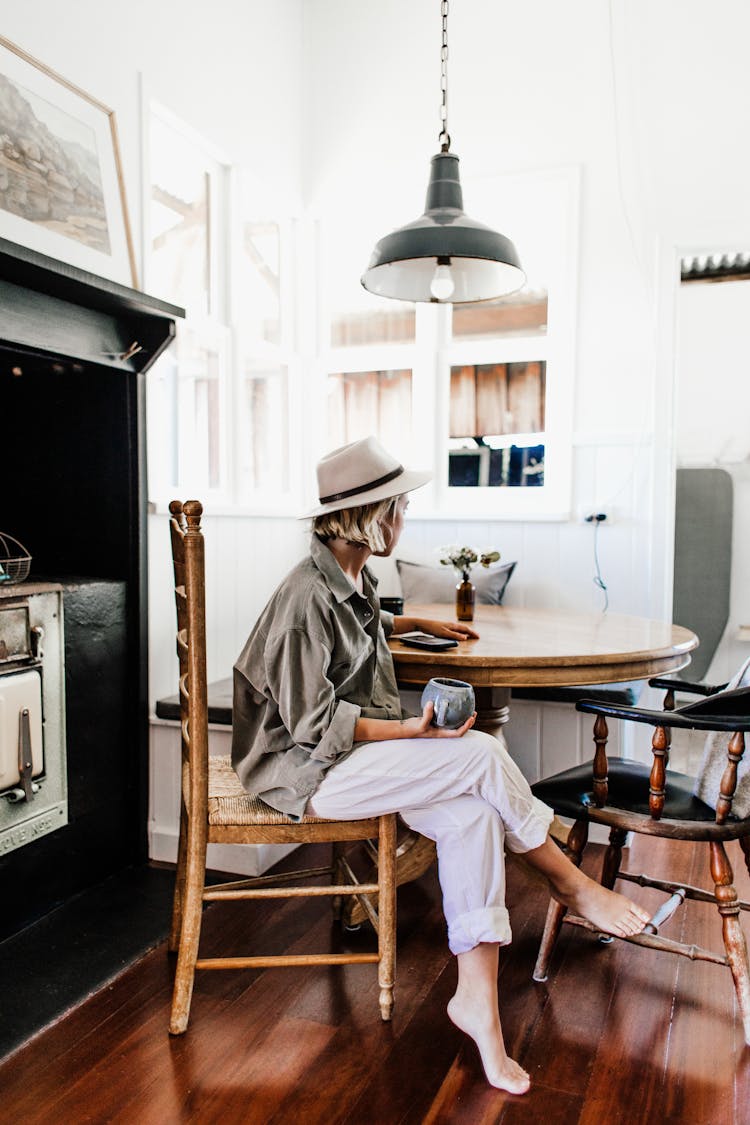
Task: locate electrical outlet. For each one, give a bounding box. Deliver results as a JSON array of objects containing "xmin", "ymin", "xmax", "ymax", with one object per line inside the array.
[
  {"xmin": 577, "ymin": 509, "xmax": 612, "ymax": 524},
  {"xmin": 584, "ymin": 512, "xmax": 607, "ymax": 524}
]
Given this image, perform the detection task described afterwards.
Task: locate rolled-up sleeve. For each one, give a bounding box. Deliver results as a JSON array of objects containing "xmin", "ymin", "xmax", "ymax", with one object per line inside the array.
[{"xmin": 265, "ymin": 626, "xmax": 361, "ymax": 764}]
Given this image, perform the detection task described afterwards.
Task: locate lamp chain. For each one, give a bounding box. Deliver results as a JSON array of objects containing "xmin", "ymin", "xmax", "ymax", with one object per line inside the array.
[{"xmin": 439, "ymin": 0, "xmax": 450, "ymax": 151}]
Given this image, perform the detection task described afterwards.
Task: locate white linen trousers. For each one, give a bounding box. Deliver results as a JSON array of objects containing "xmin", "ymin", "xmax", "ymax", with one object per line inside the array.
[{"xmin": 306, "ymin": 728, "xmax": 554, "ymax": 955}]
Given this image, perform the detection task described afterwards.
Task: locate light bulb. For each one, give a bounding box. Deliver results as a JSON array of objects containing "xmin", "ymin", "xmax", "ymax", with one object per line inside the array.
[{"xmin": 430, "ymin": 261, "xmax": 455, "ymax": 301}]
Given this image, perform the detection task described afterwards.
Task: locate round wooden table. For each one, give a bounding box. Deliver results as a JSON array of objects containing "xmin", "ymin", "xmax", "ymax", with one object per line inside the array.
[
  {"xmin": 339, "ymin": 605, "xmax": 699, "ymax": 922},
  {"xmin": 390, "ymin": 603, "xmax": 698, "ymax": 737}
]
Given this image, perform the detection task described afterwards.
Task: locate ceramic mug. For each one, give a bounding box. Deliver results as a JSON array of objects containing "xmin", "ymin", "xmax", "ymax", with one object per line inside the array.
[{"xmin": 421, "ymin": 677, "xmax": 475, "ymax": 729}]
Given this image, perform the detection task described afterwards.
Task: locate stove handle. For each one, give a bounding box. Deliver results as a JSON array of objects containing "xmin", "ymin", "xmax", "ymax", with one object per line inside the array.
[
  {"xmin": 18, "ymin": 708, "xmax": 35, "ymax": 802},
  {"xmin": 30, "ymin": 625, "xmax": 44, "ymax": 660}
]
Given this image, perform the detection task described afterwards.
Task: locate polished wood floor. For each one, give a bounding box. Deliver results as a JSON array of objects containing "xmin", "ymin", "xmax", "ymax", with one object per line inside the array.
[{"xmin": 3, "ymin": 834, "xmax": 750, "ymax": 1124}]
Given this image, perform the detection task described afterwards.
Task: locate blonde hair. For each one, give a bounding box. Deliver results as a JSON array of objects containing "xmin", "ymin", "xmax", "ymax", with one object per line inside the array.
[{"xmin": 313, "ymin": 496, "xmax": 401, "ymax": 552}]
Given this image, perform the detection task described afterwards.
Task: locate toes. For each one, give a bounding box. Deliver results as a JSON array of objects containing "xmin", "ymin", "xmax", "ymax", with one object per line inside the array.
[{"xmin": 493, "ymin": 1068, "xmax": 531, "ymax": 1095}]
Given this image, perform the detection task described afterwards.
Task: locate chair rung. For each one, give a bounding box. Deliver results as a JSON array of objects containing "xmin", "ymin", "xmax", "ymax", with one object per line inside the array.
[
  {"xmin": 195, "ymin": 953, "xmax": 380, "ymax": 970},
  {"xmin": 203, "ymin": 883, "xmax": 380, "ymax": 901},
  {"xmin": 563, "ymin": 913, "xmax": 728, "ymax": 966},
  {"xmin": 207, "ymin": 866, "xmax": 333, "ymax": 893},
  {"xmin": 617, "ymin": 869, "xmax": 750, "ymax": 912}
]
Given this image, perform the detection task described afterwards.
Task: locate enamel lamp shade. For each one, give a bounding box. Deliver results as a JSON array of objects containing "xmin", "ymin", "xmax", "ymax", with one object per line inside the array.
[{"xmin": 361, "ymin": 151, "xmax": 526, "ymax": 304}]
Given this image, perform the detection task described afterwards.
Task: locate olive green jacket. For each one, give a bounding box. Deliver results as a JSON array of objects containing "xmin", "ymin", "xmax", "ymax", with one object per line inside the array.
[{"xmin": 232, "ymin": 535, "xmax": 403, "ymax": 819}]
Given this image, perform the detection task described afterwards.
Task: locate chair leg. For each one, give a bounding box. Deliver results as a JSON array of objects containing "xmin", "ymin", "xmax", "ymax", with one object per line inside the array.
[
  {"xmin": 601, "ymin": 827, "xmax": 628, "ymax": 890},
  {"xmin": 596, "ymin": 826, "xmax": 629, "ymax": 946},
  {"xmin": 711, "ymin": 841, "xmax": 750, "ymax": 1046},
  {"xmin": 533, "ymin": 818, "xmax": 589, "ymax": 982},
  {"xmin": 169, "ymin": 824, "xmax": 208, "ymax": 1036},
  {"xmin": 377, "ymin": 814, "xmax": 398, "ymax": 1021},
  {"xmin": 331, "ymin": 841, "xmax": 345, "ymax": 922},
  {"xmin": 169, "ymin": 795, "xmax": 189, "ymax": 953}
]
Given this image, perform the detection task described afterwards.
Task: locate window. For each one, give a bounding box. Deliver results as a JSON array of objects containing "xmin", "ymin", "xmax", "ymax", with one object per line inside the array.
[
  {"xmin": 237, "ymin": 361, "xmax": 289, "ymax": 493},
  {"xmin": 311, "ymin": 207, "xmax": 419, "ymax": 470},
  {"xmin": 327, "ymin": 368, "xmax": 413, "ymax": 464},
  {"xmin": 452, "ymin": 292, "xmax": 548, "ymax": 340},
  {"xmin": 448, "ymin": 360, "xmax": 546, "ymax": 488}
]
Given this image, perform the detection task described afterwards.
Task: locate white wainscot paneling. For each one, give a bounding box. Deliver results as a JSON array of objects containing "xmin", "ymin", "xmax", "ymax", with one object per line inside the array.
[{"xmin": 149, "ymin": 719, "xmax": 297, "ymax": 875}]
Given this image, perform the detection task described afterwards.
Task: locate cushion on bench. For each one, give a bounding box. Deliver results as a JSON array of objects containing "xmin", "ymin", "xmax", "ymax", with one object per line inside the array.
[{"xmin": 156, "ymin": 676, "xmax": 233, "ymax": 724}]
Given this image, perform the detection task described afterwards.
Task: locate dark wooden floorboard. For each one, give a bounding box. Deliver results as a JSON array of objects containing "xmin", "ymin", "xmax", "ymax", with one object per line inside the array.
[
  {"xmin": 1, "ymin": 836, "xmax": 750, "ymax": 1124},
  {"xmin": 657, "ymin": 840, "xmax": 749, "ymax": 1125},
  {"xmin": 560, "ymin": 842, "xmax": 689, "ymax": 1123}
]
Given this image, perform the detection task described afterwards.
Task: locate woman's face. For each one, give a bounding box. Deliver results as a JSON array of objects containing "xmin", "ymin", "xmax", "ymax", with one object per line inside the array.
[{"xmin": 375, "ymin": 495, "xmax": 409, "ymax": 557}]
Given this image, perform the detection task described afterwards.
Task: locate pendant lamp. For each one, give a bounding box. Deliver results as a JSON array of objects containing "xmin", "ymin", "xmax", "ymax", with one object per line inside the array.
[{"xmin": 361, "ymin": 0, "xmax": 525, "ymax": 304}]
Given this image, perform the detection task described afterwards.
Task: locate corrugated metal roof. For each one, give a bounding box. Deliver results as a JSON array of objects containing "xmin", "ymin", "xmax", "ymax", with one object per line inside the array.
[{"xmin": 681, "ymin": 252, "xmax": 750, "ymax": 282}]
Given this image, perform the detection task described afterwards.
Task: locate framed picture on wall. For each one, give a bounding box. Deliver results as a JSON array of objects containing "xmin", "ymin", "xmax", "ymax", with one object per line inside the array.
[{"xmin": 0, "ymin": 35, "xmax": 137, "ymax": 287}]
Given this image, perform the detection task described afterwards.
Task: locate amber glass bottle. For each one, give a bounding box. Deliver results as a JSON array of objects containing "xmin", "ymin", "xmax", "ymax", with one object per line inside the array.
[{"xmin": 455, "ymin": 573, "xmax": 475, "ymax": 621}]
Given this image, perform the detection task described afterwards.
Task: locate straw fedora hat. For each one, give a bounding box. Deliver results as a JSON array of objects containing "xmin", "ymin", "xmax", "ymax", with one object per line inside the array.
[{"xmin": 301, "ymin": 435, "xmax": 431, "ymax": 518}]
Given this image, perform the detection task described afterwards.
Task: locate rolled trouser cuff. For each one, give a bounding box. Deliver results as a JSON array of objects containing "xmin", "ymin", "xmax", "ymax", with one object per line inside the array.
[
  {"xmin": 447, "ymin": 905, "xmax": 513, "ymax": 955},
  {"xmin": 504, "ymin": 797, "xmax": 554, "ymax": 854}
]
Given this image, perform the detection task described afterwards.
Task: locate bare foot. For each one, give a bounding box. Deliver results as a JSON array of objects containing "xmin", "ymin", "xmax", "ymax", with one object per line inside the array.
[
  {"xmin": 551, "ymin": 867, "xmax": 650, "ymax": 937},
  {"xmin": 447, "ymin": 994, "xmax": 531, "ymax": 1094}
]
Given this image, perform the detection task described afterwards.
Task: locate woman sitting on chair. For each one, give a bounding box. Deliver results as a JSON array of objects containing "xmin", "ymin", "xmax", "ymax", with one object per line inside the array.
[{"xmin": 232, "ymin": 435, "xmax": 649, "ymax": 1095}]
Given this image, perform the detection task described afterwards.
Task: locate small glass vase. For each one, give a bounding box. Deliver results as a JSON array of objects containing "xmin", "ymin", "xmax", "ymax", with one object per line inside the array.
[{"xmin": 455, "ymin": 577, "xmax": 475, "ymax": 622}]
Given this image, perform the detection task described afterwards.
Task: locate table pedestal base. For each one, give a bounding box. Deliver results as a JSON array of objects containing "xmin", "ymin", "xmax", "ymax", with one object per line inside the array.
[{"xmin": 473, "ymin": 686, "xmax": 511, "ymax": 738}]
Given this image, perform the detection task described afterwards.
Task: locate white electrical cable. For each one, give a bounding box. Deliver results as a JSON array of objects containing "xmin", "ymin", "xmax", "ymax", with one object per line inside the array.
[{"xmin": 589, "ymin": 515, "xmax": 609, "ymax": 613}]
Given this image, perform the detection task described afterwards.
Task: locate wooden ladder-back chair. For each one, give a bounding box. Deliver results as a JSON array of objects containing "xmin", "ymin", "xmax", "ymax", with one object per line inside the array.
[
  {"xmin": 167, "ymin": 500, "xmax": 397, "ymax": 1035},
  {"xmin": 529, "ymin": 673, "xmax": 750, "ymax": 1045}
]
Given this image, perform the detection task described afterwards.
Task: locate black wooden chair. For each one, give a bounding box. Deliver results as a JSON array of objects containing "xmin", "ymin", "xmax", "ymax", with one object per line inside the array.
[{"xmin": 530, "ymin": 672, "xmax": 750, "ymax": 1046}]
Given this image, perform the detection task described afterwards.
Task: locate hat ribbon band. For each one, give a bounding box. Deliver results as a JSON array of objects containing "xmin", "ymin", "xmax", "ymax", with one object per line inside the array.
[{"xmin": 319, "ymin": 465, "xmax": 404, "ymax": 506}]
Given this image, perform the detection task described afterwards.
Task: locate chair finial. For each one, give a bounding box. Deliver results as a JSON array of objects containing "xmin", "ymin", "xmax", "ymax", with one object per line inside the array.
[{"xmin": 183, "ymin": 500, "xmax": 203, "ymax": 531}]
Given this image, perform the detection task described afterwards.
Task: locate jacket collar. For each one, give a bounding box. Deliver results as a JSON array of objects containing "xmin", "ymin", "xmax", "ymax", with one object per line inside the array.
[{"xmin": 311, "ymin": 535, "xmax": 379, "ymax": 605}]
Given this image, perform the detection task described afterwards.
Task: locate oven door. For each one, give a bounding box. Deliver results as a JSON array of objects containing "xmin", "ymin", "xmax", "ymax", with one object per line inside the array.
[{"xmin": 0, "ymin": 667, "xmax": 44, "ymax": 793}]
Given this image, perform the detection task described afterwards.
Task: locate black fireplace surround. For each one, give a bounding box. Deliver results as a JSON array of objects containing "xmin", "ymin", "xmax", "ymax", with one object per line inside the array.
[{"xmin": 0, "ymin": 237, "xmax": 183, "ymax": 941}]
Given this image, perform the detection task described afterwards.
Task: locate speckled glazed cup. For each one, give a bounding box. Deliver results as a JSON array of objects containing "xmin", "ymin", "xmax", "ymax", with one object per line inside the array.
[{"xmin": 421, "ymin": 677, "xmax": 475, "ymax": 729}]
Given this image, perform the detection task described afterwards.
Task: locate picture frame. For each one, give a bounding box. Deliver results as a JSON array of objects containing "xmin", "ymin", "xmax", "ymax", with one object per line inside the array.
[{"xmin": 0, "ymin": 35, "xmax": 138, "ymax": 287}]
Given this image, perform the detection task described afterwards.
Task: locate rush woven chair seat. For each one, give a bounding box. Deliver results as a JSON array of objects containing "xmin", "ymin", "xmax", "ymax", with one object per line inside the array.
[
  {"xmin": 167, "ymin": 500, "xmax": 397, "ymax": 1036},
  {"xmin": 530, "ymin": 673, "xmax": 750, "ymax": 1045}
]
